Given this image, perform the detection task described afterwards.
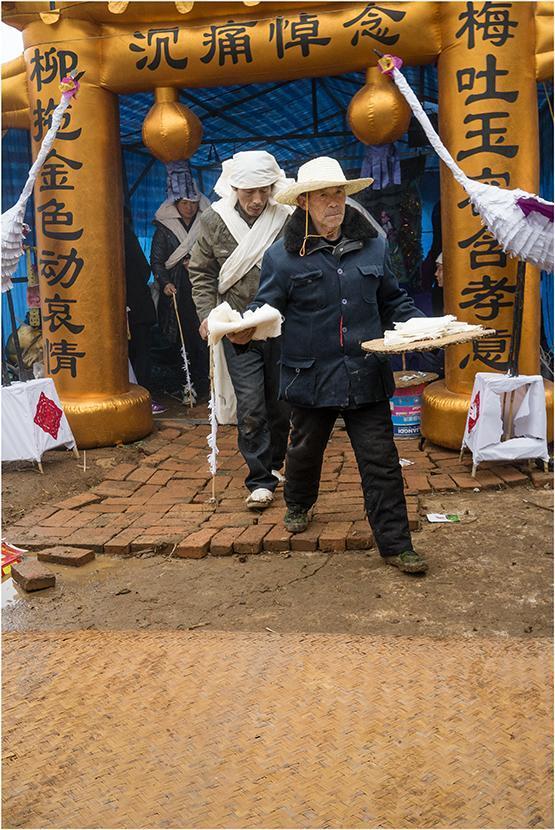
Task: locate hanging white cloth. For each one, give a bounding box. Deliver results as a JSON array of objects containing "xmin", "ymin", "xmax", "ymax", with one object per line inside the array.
[
  {"xmin": 207, "ymin": 302, "xmax": 282, "ymax": 426},
  {"xmin": 154, "ymin": 196, "xmax": 211, "ymax": 270},
  {"xmin": 382, "ymin": 57, "xmax": 554, "ymax": 272}
]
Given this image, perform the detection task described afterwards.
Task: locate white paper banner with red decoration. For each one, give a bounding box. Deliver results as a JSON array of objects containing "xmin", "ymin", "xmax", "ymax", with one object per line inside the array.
[
  {"xmin": 1, "ymin": 378, "xmax": 77, "ymax": 463},
  {"xmin": 461, "ymin": 373, "xmax": 548, "ymax": 465}
]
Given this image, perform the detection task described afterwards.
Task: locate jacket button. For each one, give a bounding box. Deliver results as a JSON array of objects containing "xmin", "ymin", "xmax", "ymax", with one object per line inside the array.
[
  {"xmin": 342, "ymin": 326, "xmax": 347, "ymax": 333},
  {"xmin": 337, "ymin": 268, "xmax": 344, "ymax": 275},
  {"xmin": 295, "ymin": 368, "xmax": 300, "ymax": 373},
  {"xmin": 341, "ymin": 298, "xmax": 347, "ymax": 305}
]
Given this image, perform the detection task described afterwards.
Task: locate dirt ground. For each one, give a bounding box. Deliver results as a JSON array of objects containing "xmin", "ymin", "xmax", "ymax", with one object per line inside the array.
[{"xmin": 3, "ymin": 483, "xmax": 553, "ymax": 637}]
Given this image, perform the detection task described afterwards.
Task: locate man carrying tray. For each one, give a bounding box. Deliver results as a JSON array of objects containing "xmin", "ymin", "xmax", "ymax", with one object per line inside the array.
[{"xmin": 228, "ymin": 156, "xmax": 429, "ymax": 575}]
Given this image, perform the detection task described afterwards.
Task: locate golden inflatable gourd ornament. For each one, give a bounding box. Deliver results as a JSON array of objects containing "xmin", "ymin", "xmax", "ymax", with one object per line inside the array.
[
  {"xmin": 347, "ymin": 66, "xmax": 411, "ymax": 146},
  {"xmin": 142, "ymin": 87, "xmax": 202, "ymax": 163}
]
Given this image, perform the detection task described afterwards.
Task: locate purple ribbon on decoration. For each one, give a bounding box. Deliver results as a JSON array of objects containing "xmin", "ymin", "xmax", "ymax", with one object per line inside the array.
[
  {"xmin": 516, "ymin": 196, "xmax": 554, "ymax": 222},
  {"xmin": 360, "ymin": 144, "xmax": 401, "ymax": 190}
]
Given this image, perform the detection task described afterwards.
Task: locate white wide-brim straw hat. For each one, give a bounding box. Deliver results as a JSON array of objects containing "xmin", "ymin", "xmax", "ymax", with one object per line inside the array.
[{"xmin": 275, "ymin": 156, "xmax": 374, "ymax": 205}]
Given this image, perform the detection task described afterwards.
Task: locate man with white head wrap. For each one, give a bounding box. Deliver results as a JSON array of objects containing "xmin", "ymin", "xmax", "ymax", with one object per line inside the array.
[{"xmin": 189, "ymin": 150, "xmax": 292, "ymax": 509}]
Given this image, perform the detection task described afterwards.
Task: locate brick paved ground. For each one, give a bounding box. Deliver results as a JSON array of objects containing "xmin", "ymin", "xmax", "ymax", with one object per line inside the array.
[{"xmin": 4, "ymin": 414, "xmax": 552, "ymax": 558}]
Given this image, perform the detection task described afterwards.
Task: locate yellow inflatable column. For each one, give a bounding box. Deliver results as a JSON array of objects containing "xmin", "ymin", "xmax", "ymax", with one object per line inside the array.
[
  {"xmin": 23, "ymin": 19, "xmax": 153, "ymax": 448},
  {"xmin": 422, "ymin": 1, "xmax": 553, "ymax": 447}
]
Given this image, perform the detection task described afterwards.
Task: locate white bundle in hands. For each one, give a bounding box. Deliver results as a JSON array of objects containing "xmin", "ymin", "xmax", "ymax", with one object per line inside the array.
[
  {"xmin": 384, "ymin": 315, "xmax": 485, "ymax": 347},
  {"xmin": 207, "ymin": 301, "xmax": 282, "ymax": 346}
]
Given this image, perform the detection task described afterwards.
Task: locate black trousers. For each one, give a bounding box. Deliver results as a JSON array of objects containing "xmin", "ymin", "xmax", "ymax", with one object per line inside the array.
[
  {"xmin": 129, "ymin": 322, "xmax": 153, "ymax": 392},
  {"xmin": 223, "ymin": 337, "xmax": 291, "ymax": 493},
  {"xmin": 285, "ymin": 401, "xmax": 413, "ymax": 557}
]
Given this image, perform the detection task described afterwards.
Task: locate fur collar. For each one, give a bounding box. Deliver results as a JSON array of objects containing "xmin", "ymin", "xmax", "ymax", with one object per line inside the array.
[{"xmin": 283, "ymin": 204, "xmax": 378, "ymax": 254}]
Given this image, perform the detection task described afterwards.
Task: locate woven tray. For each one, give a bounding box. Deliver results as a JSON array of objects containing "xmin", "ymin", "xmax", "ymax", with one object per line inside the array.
[{"xmin": 361, "ymin": 328, "xmax": 497, "ymax": 355}]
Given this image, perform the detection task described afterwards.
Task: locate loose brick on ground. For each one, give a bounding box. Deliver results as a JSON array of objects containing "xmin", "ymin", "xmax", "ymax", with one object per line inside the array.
[
  {"xmin": 92, "ymin": 480, "xmax": 141, "ymax": 497},
  {"xmin": 131, "ymin": 534, "xmax": 183, "ymax": 554},
  {"xmin": 37, "ymin": 546, "xmax": 95, "ymax": 566},
  {"xmin": 11, "ymin": 560, "xmax": 55, "ymax": 591},
  {"xmin": 13, "ymin": 506, "xmax": 59, "ymax": 527},
  {"xmin": 204, "ymin": 512, "xmax": 254, "ymax": 528},
  {"xmin": 450, "ymin": 473, "xmax": 481, "ymax": 490},
  {"xmin": 233, "ymin": 524, "xmax": 269, "ymax": 555},
  {"xmin": 157, "ymin": 427, "xmax": 182, "ymax": 440},
  {"xmin": 175, "ymin": 527, "xmax": 217, "ymax": 559},
  {"xmin": 146, "ymin": 470, "xmax": 175, "ymax": 486},
  {"xmin": 125, "ymin": 466, "xmax": 155, "ymax": 484},
  {"xmin": 210, "ymin": 527, "xmax": 243, "ymax": 556},
  {"xmin": 81, "ymin": 503, "xmax": 127, "ymax": 513},
  {"xmin": 403, "ymin": 473, "xmax": 432, "ymax": 494},
  {"xmin": 263, "ymin": 524, "xmax": 291, "ymax": 552},
  {"xmin": 318, "ymin": 522, "xmax": 353, "ymax": 552},
  {"xmin": 40, "ymin": 510, "xmax": 76, "ymax": 527},
  {"xmin": 473, "ymin": 470, "xmax": 504, "ymax": 489},
  {"xmin": 64, "ymin": 528, "xmax": 118, "ymax": 551}
]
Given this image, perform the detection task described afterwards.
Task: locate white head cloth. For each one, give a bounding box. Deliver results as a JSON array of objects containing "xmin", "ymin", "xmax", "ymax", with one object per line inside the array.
[{"xmin": 214, "ymin": 151, "xmax": 292, "ymax": 203}]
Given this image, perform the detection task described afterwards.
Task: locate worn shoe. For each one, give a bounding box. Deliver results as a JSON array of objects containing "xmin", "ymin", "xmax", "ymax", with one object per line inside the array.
[
  {"xmin": 284, "ymin": 505, "xmax": 310, "ymax": 534},
  {"xmin": 384, "ymin": 550, "xmax": 428, "ymax": 574},
  {"xmin": 151, "ymin": 400, "xmax": 167, "ymax": 414},
  {"xmin": 246, "ymin": 488, "xmax": 274, "ymax": 510},
  {"xmin": 272, "ymin": 469, "xmax": 285, "ymax": 485}
]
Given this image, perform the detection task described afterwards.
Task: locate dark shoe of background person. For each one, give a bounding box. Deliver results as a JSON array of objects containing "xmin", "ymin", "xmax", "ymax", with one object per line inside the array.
[
  {"xmin": 284, "ymin": 505, "xmax": 309, "ymax": 534},
  {"xmin": 384, "ymin": 550, "xmax": 428, "ymax": 575}
]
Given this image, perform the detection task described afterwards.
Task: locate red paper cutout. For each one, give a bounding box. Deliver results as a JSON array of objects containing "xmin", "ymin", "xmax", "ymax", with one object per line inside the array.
[
  {"xmin": 468, "ymin": 391, "xmax": 480, "ymax": 433},
  {"xmin": 33, "ymin": 392, "xmax": 63, "ymax": 439}
]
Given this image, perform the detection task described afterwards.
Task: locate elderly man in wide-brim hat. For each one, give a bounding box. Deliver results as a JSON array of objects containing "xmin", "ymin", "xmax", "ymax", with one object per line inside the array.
[{"xmin": 229, "ymin": 156, "xmax": 429, "ymax": 575}]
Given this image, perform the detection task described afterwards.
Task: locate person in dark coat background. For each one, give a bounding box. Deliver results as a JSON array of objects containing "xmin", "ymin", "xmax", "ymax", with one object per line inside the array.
[
  {"xmin": 229, "ymin": 157, "xmax": 429, "ymax": 575},
  {"xmin": 123, "ymin": 207, "xmax": 163, "ymax": 413},
  {"xmin": 150, "ymin": 161, "xmax": 211, "ymax": 400}
]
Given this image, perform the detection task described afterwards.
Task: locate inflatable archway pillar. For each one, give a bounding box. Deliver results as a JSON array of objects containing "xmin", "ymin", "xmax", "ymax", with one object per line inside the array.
[
  {"xmin": 422, "ymin": 1, "xmax": 553, "ymax": 447},
  {"xmin": 23, "ymin": 19, "xmax": 153, "ymax": 448}
]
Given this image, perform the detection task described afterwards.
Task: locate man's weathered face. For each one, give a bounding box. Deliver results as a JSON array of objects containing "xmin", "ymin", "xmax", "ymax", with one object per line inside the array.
[
  {"xmin": 435, "ymin": 260, "xmax": 444, "ymax": 287},
  {"xmin": 235, "ymin": 186, "xmax": 272, "ymax": 218},
  {"xmin": 176, "ymin": 199, "xmax": 199, "ymax": 222},
  {"xmin": 298, "ymin": 186, "xmax": 346, "ymax": 234}
]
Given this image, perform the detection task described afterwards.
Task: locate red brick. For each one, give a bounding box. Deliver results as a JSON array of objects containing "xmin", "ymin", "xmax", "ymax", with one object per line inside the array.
[
  {"xmin": 40, "ymin": 509, "xmax": 76, "ymax": 527},
  {"xmin": 428, "ymin": 474, "xmax": 457, "ymax": 492},
  {"xmin": 403, "ymin": 473, "xmax": 432, "ymax": 494},
  {"xmin": 450, "ymin": 473, "xmax": 481, "ymax": 490},
  {"xmin": 81, "ymin": 503, "xmax": 127, "ymax": 513},
  {"xmin": 175, "ymin": 527, "xmax": 217, "ymax": 559},
  {"xmin": 104, "ymin": 530, "xmax": 139, "ymax": 555},
  {"xmin": 55, "ymin": 492, "xmax": 102, "ymax": 510},
  {"xmin": 408, "ymin": 513, "xmax": 421, "ymax": 531},
  {"xmin": 157, "ymin": 427, "xmax": 182, "ymax": 440},
  {"xmin": 92, "ymin": 480, "xmax": 141, "ymax": 497},
  {"xmin": 13, "ymin": 506, "xmax": 58, "ymax": 526},
  {"xmin": 37, "ymin": 546, "xmax": 95, "ymax": 566},
  {"xmin": 233, "ymin": 524, "xmax": 269, "ymax": 554},
  {"xmin": 318, "ymin": 522, "xmax": 352, "ymax": 552},
  {"xmin": 205, "ymin": 512, "xmax": 255, "ymax": 529},
  {"xmin": 346, "ymin": 521, "xmax": 374, "ymax": 550},
  {"xmin": 290, "ymin": 523, "xmax": 323, "ymax": 552},
  {"xmin": 129, "ymin": 512, "xmax": 176, "ymax": 528},
  {"xmin": 210, "ymin": 527, "xmax": 243, "ymax": 556},
  {"xmin": 131, "ymin": 533, "xmax": 183, "ymax": 554},
  {"xmin": 263, "ymin": 524, "xmax": 292, "ymax": 552},
  {"xmin": 146, "ymin": 470, "xmax": 175, "ymax": 486},
  {"xmin": 104, "ymin": 463, "xmax": 138, "ymax": 481},
  {"xmin": 12, "ymin": 560, "xmax": 55, "ymax": 592},
  {"xmin": 64, "ymin": 528, "xmax": 118, "ymax": 551},
  {"xmin": 474, "ymin": 470, "xmax": 504, "ymax": 489},
  {"xmin": 494, "ymin": 465, "xmax": 529, "ymax": 486},
  {"xmin": 126, "ymin": 466, "xmax": 155, "ymax": 484},
  {"xmin": 530, "ymin": 470, "xmax": 553, "ymax": 489},
  {"xmin": 63, "ymin": 512, "xmax": 96, "ymax": 528},
  {"xmin": 314, "ymin": 509, "xmax": 365, "ymax": 522}
]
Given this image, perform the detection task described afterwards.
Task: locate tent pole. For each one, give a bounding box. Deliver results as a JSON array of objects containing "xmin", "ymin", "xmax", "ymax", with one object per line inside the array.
[{"xmin": 508, "ymin": 260, "xmax": 526, "ymax": 377}]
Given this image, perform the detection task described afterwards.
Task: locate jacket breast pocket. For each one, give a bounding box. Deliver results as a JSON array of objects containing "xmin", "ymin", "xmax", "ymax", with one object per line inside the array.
[
  {"xmin": 359, "ymin": 264, "xmax": 381, "ymax": 304},
  {"xmin": 288, "ymin": 269, "xmax": 326, "ymax": 310},
  {"xmin": 281, "ymin": 357, "xmax": 316, "ymax": 406}
]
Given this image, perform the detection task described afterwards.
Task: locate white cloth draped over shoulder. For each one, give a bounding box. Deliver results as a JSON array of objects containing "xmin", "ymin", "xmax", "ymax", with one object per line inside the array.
[{"xmin": 154, "ymin": 195, "xmax": 211, "ymax": 271}]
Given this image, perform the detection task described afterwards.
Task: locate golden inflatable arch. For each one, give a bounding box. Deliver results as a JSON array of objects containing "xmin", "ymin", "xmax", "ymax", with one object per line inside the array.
[{"xmin": 1, "ymin": 1, "xmax": 553, "ymax": 448}]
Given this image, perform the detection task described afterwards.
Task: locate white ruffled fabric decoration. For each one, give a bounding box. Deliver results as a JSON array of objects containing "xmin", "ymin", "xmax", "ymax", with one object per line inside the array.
[
  {"xmin": 206, "ymin": 394, "xmax": 219, "ymax": 477},
  {"xmin": 2, "ymin": 83, "xmax": 78, "ymax": 292},
  {"xmin": 388, "ymin": 65, "xmax": 554, "ymax": 272},
  {"xmin": 206, "ymin": 302, "xmax": 282, "ymax": 346},
  {"xmin": 383, "ymin": 315, "xmax": 485, "ymax": 347},
  {"xmin": 180, "ymin": 344, "xmax": 196, "ymax": 407}
]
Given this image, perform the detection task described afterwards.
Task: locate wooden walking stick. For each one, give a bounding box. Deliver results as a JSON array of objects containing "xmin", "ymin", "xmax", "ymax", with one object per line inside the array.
[{"xmin": 171, "ymin": 291, "xmax": 194, "ymax": 409}]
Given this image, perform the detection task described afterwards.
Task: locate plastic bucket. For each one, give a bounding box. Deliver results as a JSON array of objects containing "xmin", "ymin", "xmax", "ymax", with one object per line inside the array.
[{"xmin": 390, "ymin": 381, "xmax": 427, "ymax": 438}]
